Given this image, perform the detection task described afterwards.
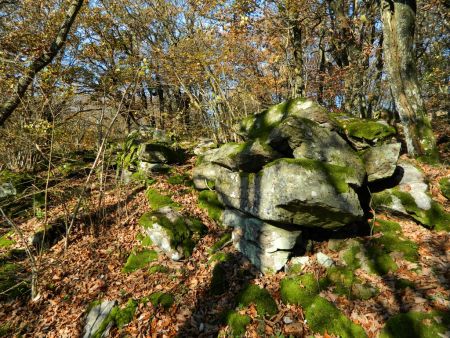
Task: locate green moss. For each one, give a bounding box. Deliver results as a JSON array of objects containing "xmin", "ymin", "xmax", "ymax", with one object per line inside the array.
[
  {"xmin": 131, "ymin": 171, "xmax": 156, "ymax": 185},
  {"xmin": 380, "ymin": 311, "xmax": 450, "ymax": 338},
  {"xmin": 305, "ymin": 296, "xmax": 367, "ymax": 338},
  {"xmin": 439, "ymin": 177, "xmax": 450, "ymax": 199},
  {"xmin": 168, "ymin": 173, "xmax": 192, "ymax": 186},
  {"xmin": 265, "ymin": 158, "xmax": 354, "ymax": 193},
  {"xmin": 210, "ymin": 264, "xmax": 228, "ymax": 295},
  {"xmin": 280, "ymin": 273, "xmax": 322, "ymax": 308},
  {"xmin": 326, "ymin": 266, "xmax": 378, "ymax": 300},
  {"xmin": 342, "ymin": 243, "xmax": 362, "ymax": 270},
  {"xmin": 209, "ymin": 251, "xmax": 233, "ymax": 264},
  {"xmin": 0, "ymin": 323, "xmax": 12, "ymax": 337},
  {"xmin": 148, "ymin": 265, "xmax": 170, "ymax": 275},
  {"xmin": 148, "ymin": 292, "xmax": 174, "ymax": 309},
  {"xmin": 237, "ymin": 284, "xmax": 277, "ymax": 316},
  {"xmin": 0, "ymin": 262, "xmax": 29, "ymax": 299},
  {"xmin": 110, "ymin": 299, "xmax": 138, "ymax": 328},
  {"xmin": 122, "ymin": 249, "xmax": 158, "ymax": 273},
  {"xmin": 139, "ymin": 211, "xmax": 206, "ymax": 258},
  {"xmin": 345, "ymin": 120, "xmax": 396, "ymax": 141},
  {"xmin": 209, "ymin": 232, "xmax": 232, "ymax": 253},
  {"xmin": 225, "ymin": 311, "xmax": 251, "ymax": 337},
  {"xmin": 145, "ymin": 188, "xmax": 177, "ymax": 210},
  {"xmin": 365, "ymin": 240, "xmax": 398, "ymax": 275},
  {"xmin": 198, "ymin": 190, "xmax": 224, "ymax": 222},
  {"xmin": 0, "ymin": 231, "xmax": 15, "ymax": 248}
]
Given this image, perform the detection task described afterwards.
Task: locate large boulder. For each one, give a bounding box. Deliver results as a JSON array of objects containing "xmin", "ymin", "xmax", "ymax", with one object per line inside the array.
[
  {"xmin": 201, "ymin": 139, "xmax": 281, "ymax": 172},
  {"xmin": 215, "ymin": 158, "xmax": 364, "ymax": 229},
  {"xmin": 139, "ymin": 206, "xmax": 207, "ymax": 261},
  {"xmin": 193, "ymin": 138, "xmax": 217, "ymax": 156},
  {"xmin": 360, "ymin": 143, "xmax": 401, "ymax": 182},
  {"xmin": 138, "ymin": 142, "xmax": 183, "ymax": 164},
  {"xmin": 238, "ymin": 99, "xmax": 339, "ymax": 139},
  {"xmin": 267, "ymin": 116, "xmax": 366, "ymax": 185}
]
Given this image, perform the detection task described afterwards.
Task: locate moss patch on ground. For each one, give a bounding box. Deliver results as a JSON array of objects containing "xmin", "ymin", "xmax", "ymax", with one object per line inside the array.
[
  {"xmin": 167, "ymin": 173, "xmax": 192, "ymax": 186},
  {"xmin": 0, "ymin": 232, "xmax": 15, "ymax": 248},
  {"xmin": 209, "ymin": 232, "xmax": 231, "ymax": 253},
  {"xmin": 198, "ymin": 190, "xmax": 224, "ymax": 222},
  {"xmin": 224, "ymin": 311, "xmax": 251, "ymax": 337},
  {"xmin": 145, "ymin": 188, "xmax": 178, "ymax": 210},
  {"xmin": 325, "ymin": 266, "xmax": 378, "ymax": 300},
  {"xmin": 0, "ymin": 262, "xmax": 29, "ymax": 300},
  {"xmin": 148, "ymin": 265, "xmax": 170, "ymax": 275},
  {"xmin": 122, "ymin": 249, "xmax": 158, "ymax": 273},
  {"xmin": 146, "ymin": 292, "xmax": 174, "ymax": 309},
  {"xmin": 237, "ymin": 284, "xmax": 277, "ymax": 316},
  {"xmin": 380, "ymin": 311, "xmax": 450, "ymax": 338},
  {"xmin": 209, "ymin": 251, "xmax": 233, "ymax": 264},
  {"xmin": 110, "ymin": 299, "xmax": 138, "ymax": 328},
  {"xmin": 280, "ymin": 273, "xmax": 366, "ymax": 337},
  {"xmin": 439, "ymin": 177, "xmax": 450, "ymax": 199}
]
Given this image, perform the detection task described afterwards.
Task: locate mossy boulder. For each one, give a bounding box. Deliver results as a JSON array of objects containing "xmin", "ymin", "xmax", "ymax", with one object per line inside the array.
[
  {"xmin": 201, "ymin": 139, "xmax": 281, "ymax": 173},
  {"xmin": 325, "ymin": 266, "xmax": 378, "ymax": 300},
  {"xmin": 359, "ymin": 143, "xmax": 401, "ymax": 182},
  {"xmin": 139, "ymin": 206, "xmax": 207, "ymax": 261},
  {"xmin": 198, "ymin": 190, "xmax": 225, "ymax": 222},
  {"xmin": 122, "ymin": 249, "xmax": 158, "ymax": 273},
  {"xmin": 267, "ymin": 116, "xmax": 366, "ymax": 185},
  {"xmin": 138, "ymin": 142, "xmax": 185, "ymax": 164},
  {"xmin": 380, "ymin": 311, "xmax": 450, "ymax": 338},
  {"xmin": 439, "ymin": 177, "xmax": 450, "ymax": 199},
  {"xmin": 192, "ymin": 162, "xmax": 230, "ymax": 190},
  {"xmin": 236, "ymin": 284, "xmax": 277, "ymax": 316},
  {"xmin": 215, "ymin": 158, "xmax": 364, "ymax": 229}
]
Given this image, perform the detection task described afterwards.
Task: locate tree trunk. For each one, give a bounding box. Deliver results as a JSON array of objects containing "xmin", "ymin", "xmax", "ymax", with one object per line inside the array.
[
  {"xmin": 0, "ymin": 0, "xmax": 84, "ymax": 127},
  {"xmin": 381, "ymin": 0, "xmax": 438, "ymax": 161}
]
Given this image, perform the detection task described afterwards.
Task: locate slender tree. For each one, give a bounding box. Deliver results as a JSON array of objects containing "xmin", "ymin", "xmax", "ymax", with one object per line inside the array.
[{"xmin": 381, "ymin": 0, "xmax": 438, "ymax": 161}]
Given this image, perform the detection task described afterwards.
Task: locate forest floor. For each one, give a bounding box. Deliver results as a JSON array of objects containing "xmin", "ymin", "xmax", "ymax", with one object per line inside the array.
[{"xmin": 0, "ymin": 117, "xmax": 449, "ymax": 338}]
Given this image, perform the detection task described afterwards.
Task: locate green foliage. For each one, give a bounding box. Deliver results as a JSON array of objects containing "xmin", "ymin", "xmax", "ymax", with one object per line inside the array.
[
  {"xmin": 225, "ymin": 311, "xmax": 251, "ymax": 337},
  {"xmin": 198, "ymin": 190, "xmax": 224, "ymax": 222},
  {"xmin": 147, "ymin": 292, "xmax": 175, "ymax": 309},
  {"xmin": 237, "ymin": 284, "xmax": 277, "ymax": 316},
  {"xmin": 122, "ymin": 249, "xmax": 158, "ymax": 273},
  {"xmin": 116, "ymin": 133, "xmax": 140, "ymax": 172},
  {"xmin": 380, "ymin": 311, "xmax": 450, "ymax": 338},
  {"xmin": 145, "ymin": 188, "xmax": 177, "ymax": 210}
]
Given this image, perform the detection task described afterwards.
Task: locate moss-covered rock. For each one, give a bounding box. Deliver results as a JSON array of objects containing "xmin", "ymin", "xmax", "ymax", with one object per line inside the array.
[
  {"xmin": 280, "ymin": 273, "xmax": 322, "ymax": 308},
  {"xmin": 198, "ymin": 190, "xmax": 224, "ymax": 222},
  {"xmin": 139, "ymin": 207, "xmax": 207, "ymax": 260},
  {"xmin": 380, "ymin": 311, "xmax": 450, "ymax": 338},
  {"xmin": 344, "ymin": 120, "xmax": 396, "ymax": 141},
  {"xmin": 110, "ymin": 299, "xmax": 137, "ymax": 328},
  {"xmin": 236, "ymin": 284, "xmax": 277, "ymax": 316},
  {"xmin": 122, "ymin": 249, "xmax": 158, "ymax": 273},
  {"xmin": 439, "ymin": 177, "xmax": 450, "ymax": 200},
  {"xmin": 167, "ymin": 173, "xmax": 192, "ymax": 186},
  {"xmin": 225, "ymin": 311, "xmax": 251, "ymax": 337},
  {"xmin": 325, "ymin": 266, "xmax": 378, "ymax": 300}
]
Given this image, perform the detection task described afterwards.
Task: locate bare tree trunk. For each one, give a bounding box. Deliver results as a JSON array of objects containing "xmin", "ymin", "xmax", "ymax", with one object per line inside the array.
[
  {"xmin": 0, "ymin": 0, "xmax": 84, "ymax": 127},
  {"xmin": 381, "ymin": 0, "xmax": 438, "ymax": 161}
]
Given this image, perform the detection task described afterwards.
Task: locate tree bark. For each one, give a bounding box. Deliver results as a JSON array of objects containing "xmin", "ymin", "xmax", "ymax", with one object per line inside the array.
[
  {"xmin": 0, "ymin": 0, "xmax": 84, "ymax": 127},
  {"xmin": 381, "ymin": 0, "xmax": 438, "ymax": 161}
]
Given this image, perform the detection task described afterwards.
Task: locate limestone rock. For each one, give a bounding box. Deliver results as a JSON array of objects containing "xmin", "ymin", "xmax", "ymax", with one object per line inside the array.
[
  {"xmin": 267, "ymin": 116, "xmax": 365, "ymax": 185},
  {"xmin": 316, "ymin": 252, "xmax": 335, "ymax": 268},
  {"xmin": 192, "ymin": 162, "xmax": 231, "ymax": 190},
  {"xmin": 193, "ymin": 139, "xmax": 217, "ymax": 156},
  {"xmin": 138, "ymin": 142, "xmax": 181, "ymax": 164},
  {"xmin": 83, "ymin": 300, "xmax": 117, "ymax": 338},
  {"xmin": 138, "ymin": 162, "xmax": 170, "ymax": 174},
  {"xmin": 202, "ymin": 139, "xmax": 281, "ymax": 172},
  {"xmin": 216, "ymin": 158, "xmax": 364, "ymax": 229},
  {"xmin": 360, "ymin": 143, "xmax": 401, "ymax": 182},
  {"xmin": 140, "ymin": 206, "xmax": 206, "ymax": 261},
  {"xmin": 222, "ymin": 209, "xmax": 302, "ymax": 252}
]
